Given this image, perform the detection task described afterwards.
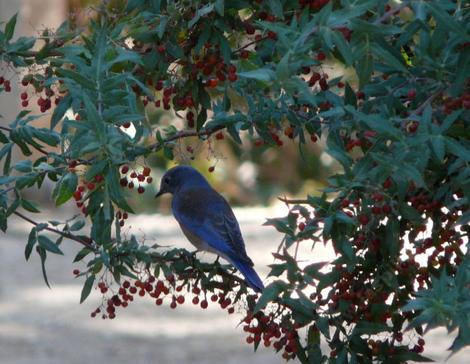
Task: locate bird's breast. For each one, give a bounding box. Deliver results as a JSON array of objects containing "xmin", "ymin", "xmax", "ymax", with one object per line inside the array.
[{"xmin": 179, "ymin": 223, "xmax": 212, "ymax": 252}]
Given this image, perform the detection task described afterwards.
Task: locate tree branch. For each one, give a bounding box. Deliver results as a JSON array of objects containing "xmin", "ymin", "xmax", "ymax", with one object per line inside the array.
[
  {"xmin": 278, "ymin": 196, "xmax": 310, "ymax": 205},
  {"xmin": 148, "ymin": 125, "xmax": 225, "ymax": 152},
  {"xmin": 413, "ymin": 88, "xmax": 445, "ymax": 116},
  {"xmin": 12, "ymin": 211, "xmax": 96, "ymax": 251},
  {"xmin": 373, "ymin": 2, "xmax": 409, "ymax": 25}
]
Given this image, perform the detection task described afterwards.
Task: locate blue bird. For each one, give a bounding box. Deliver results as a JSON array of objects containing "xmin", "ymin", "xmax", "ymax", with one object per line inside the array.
[{"xmin": 155, "ymin": 165, "xmax": 264, "ymax": 293}]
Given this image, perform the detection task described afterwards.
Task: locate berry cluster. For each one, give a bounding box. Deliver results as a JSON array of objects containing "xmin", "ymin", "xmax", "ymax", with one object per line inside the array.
[
  {"xmin": 119, "ymin": 165, "xmax": 152, "ymax": 194},
  {"xmin": 243, "ymin": 311, "xmax": 300, "ymax": 361},
  {"xmin": 0, "ymin": 76, "xmax": 11, "ymax": 92},
  {"xmin": 88, "ymin": 271, "xmax": 245, "ymax": 320},
  {"xmin": 72, "ymin": 173, "xmax": 105, "ymax": 216}
]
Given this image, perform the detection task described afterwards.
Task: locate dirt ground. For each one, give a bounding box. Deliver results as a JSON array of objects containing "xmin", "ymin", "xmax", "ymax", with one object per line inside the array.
[{"xmin": 0, "ymin": 207, "xmax": 468, "ymax": 363}]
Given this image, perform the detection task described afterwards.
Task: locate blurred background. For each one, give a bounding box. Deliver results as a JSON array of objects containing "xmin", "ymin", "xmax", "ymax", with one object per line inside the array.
[{"xmin": 0, "ymin": 1, "xmax": 469, "ymax": 363}]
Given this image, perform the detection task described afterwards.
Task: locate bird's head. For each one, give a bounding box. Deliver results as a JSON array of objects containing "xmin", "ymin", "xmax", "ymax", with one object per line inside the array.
[{"xmin": 155, "ymin": 165, "xmax": 210, "ymax": 198}]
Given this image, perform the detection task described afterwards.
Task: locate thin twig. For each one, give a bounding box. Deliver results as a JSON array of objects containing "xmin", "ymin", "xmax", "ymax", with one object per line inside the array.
[
  {"xmin": 0, "ymin": 186, "xmax": 15, "ymax": 196},
  {"xmin": 0, "ymin": 125, "xmax": 12, "ymax": 132},
  {"xmin": 413, "ymin": 88, "xmax": 445, "ymax": 116},
  {"xmin": 277, "ymin": 196, "xmax": 310, "ymax": 205},
  {"xmin": 148, "ymin": 125, "xmax": 225, "ymax": 152},
  {"xmin": 13, "ymin": 211, "xmax": 96, "ymax": 251},
  {"xmin": 373, "ymin": 2, "xmax": 409, "ymax": 25},
  {"xmin": 233, "ymin": 35, "xmax": 269, "ymax": 54}
]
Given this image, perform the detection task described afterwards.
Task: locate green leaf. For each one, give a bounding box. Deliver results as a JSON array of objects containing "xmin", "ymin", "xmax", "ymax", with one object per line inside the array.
[
  {"xmin": 215, "ymin": 0, "xmax": 224, "ymax": 16},
  {"xmin": 0, "ymin": 130, "xmax": 8, "ymax": 144},
  {"xmin": 197, "ymin": 108, "xmax": 207, "ymax": 131},
  {"xmin": 73, "ymin": 247, "xmax": 92, "ymax": 262},
  {"xmin": 426, "ymin": 2, "xmax": 469, "ymax": 41},
  {"xmin": 56, "ymin": 68, "xmax": 96, "ymax": 90},
  {"xmin": 238, "ymin": 69, "xmax": 276, "ymax": 82},
  {"xmin": 430, "ymin": 136, "xmax": 445, "ymax": 161},
  {"xmin": 254, "ymin": 280, "xmax": 288, "ymax": 312},
  {"xmin": 356, "ymin": 42, "xmax": 373, "ymax": 88},
  {"xmin": 50, "ymin": 94, "xmax": 72, "ymax": 130},
  {"xmin": 5, "ymin": 13, "xmax": 18, "ymax": 41},
  {"xmin": 14, "ymin": 159, "xmax": 33, "ymax": 173},
  {"xmin": 188, "ymin": 3, "xmax": 214, "ymax": 28},
  {"xmin": 267, "ymin": 0, "xmax": 283, "ymax": 19},
  {"xmin": 445, "ymin": 138, "xmax": 470, "ymax": 162},
  {"xmin": 156, "ymin": 16, "xmax": 168, "ymax": 38},
  {"xmin": 38, "ymin": 235, "xmax": 64, "ymax": 255},
  {"xmin": 331, "ymin": 29, "xmax": 353, "ymax": 66},
  {"xmin": 25, "ymin": 228, "xmax": 37, "ymax": 260},
  {"xmin": 53, "ymin": 172, "xmax": 78, "ymax": 206},
  {"xmin": 21, "ymin": 199, "xmax": 40, "ymax": 213},
  {"xmin": 353, "ymin": 321, "xmax": 392, "ymax": 335},
  {"xmin": 69, "ymin": 219, "xmax": 85, "ymax": 231},
  {"xmin": 372, "ymin": 43, "xmax": 408, "ymax": 73},
  {"xmin": 80, "ymin": 275, "xmax": 95, "ymax": 303},
  {"xmin": 37, "ymin": 246, "xmax": 50, "ymax": 288}
]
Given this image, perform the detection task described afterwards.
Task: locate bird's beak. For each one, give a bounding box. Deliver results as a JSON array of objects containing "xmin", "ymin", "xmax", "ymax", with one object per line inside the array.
[{"xmin": 155, "ymin": 190, "xmax": 164, "ymax": 198}]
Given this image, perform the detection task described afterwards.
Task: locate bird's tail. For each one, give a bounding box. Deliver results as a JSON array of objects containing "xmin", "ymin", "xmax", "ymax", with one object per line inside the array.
[{"xmin": 231, "ymin": 259, "xmax": 264, "ymax": 293}]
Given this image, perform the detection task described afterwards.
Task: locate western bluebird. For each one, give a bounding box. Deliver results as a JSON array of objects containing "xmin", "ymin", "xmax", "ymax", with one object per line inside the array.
[{"xmin": 155, "ymin": 165, "xmax": 264, "ymax": 293}]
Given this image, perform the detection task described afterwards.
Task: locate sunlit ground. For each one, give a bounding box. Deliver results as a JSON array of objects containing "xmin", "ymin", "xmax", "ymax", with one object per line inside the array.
[{"xmin": 1, "ymin": 206, "xmax": 469, "ymax": 364}]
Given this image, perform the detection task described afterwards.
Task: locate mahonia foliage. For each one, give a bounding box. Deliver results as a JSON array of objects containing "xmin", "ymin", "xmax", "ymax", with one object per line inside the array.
[{"xmin": 1, "ymin": 0, "xmax": 470, "ymax": 362}]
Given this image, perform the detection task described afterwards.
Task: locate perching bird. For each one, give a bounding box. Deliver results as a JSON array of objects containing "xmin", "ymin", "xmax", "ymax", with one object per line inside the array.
[{"xmin": 155, "ymin": 165, "xmax": 264, "ymax": 293}]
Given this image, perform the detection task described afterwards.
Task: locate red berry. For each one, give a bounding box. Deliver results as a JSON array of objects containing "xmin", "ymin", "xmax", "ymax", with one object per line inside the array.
[
  {"xmin": 208, "ymin": 166, "xmax": 215, "ymax": 173},
  {"xmin": 73, "ymin": 269, "xmax": 80, "ymax": 275},
  {"xmin": 137, "ymin": 186, "xmax": 145, "ymax": 194},
  {"xmin": 317, "ymin": 52, "xmax": 326, "ymax": 61},
  {"xmin": 407, "ymin": 89, "xmax": 416, "ymax": 99},
  {"xmin": 207, "ymin": 78, "xmax": 218, "ymax": 88},
  {"xmin": 215, "ymin": 132, "xmax": 224, "ymax": 140},
  {"xmin": 20, "ymin": 92, "xmax": 28, "ymax": 100},
  {"xmin": 358, "ymin": 214, "xmax": 369, "ymax": 225},
  {"xmin": 298, "ymin": 222, "xmax": 305, "ymax": 231},
  {"xmin": 121, "ymin": 165, "xmax": 129, "ymax": 174},
  {"xmin": 240, "ymin": 50, "xmax": 250, "ymax": 59},
  {"xmin": 87, "ymin": 182, "xmax": 95, "ymax": 190},
  {"xmin": 228, "ymin": 73, "xmax": 238, "ymax": 82},
  {"xmin": 21, "ymin": 100, "xmax": 29, "ymax": 107},
  {"xmin": 200, "ymin": 300, "xmax": 208, "ymax": 309},
  {"xmin": 383, "ymin": 177, "xmax": 393, "ymax": 189},
  {"xmin": 143, "ymin": 167, "xmax": 151, "ymax": 176}
]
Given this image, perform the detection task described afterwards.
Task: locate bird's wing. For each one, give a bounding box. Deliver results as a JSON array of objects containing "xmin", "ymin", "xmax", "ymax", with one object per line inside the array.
[{"xmin": 172, "ymin": 187, "xmax": 253, "ymax": 266}]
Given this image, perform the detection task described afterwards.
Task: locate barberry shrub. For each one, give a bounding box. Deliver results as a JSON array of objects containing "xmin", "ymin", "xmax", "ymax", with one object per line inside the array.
[{"xmin": 1, "ymin": 1, "xmax": 469, "ymax": 362}]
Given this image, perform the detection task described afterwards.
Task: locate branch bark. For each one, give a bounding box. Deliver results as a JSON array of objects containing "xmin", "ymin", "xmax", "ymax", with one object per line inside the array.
[{"xmin": 13, "ymin": 211, "xmax": 96, "ymax": 251}]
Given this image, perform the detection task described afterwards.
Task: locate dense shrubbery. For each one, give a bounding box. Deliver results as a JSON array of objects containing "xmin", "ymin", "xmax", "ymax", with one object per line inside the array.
[{"xmin": 1, "ymin": 1, "xmax": 469, "ymax": 362}]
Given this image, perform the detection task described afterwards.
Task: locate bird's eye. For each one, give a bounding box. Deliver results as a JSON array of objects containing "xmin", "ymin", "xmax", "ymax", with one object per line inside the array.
[{"xmin": 164, "ymin": 176, "xmax": 171, "ymax": 184}]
